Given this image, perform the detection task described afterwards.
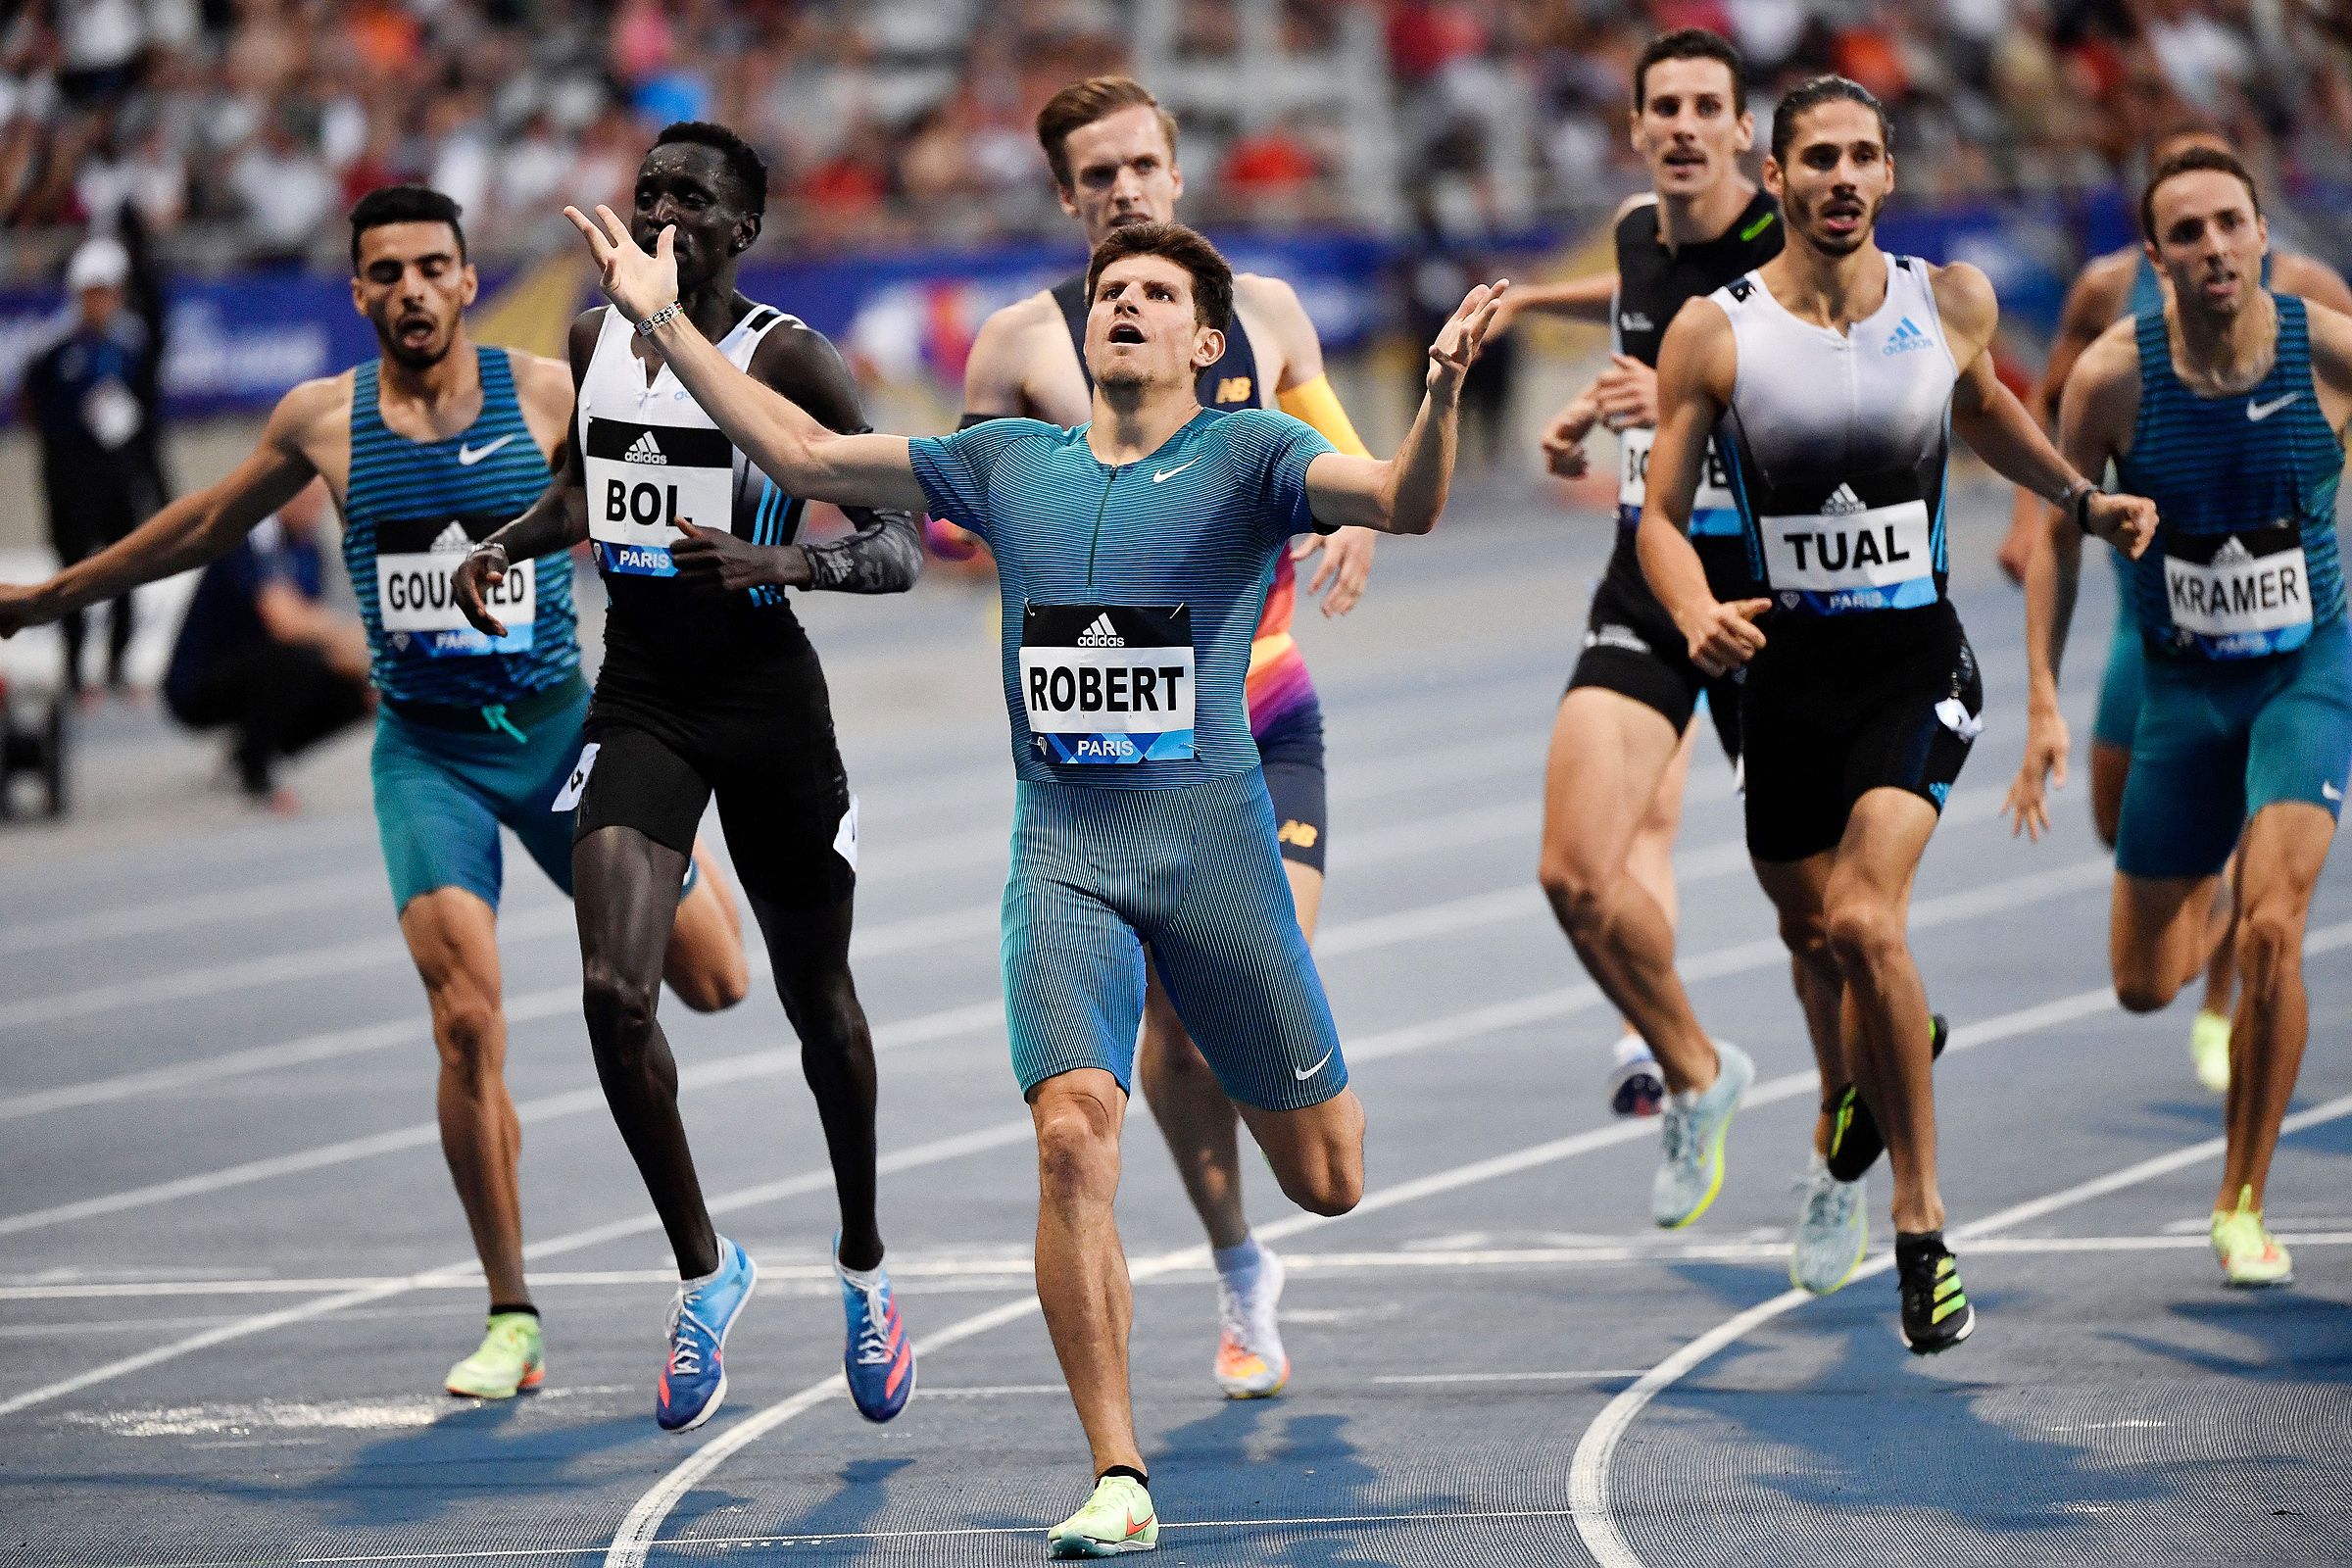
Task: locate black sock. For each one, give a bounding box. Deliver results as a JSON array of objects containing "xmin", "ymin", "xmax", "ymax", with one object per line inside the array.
[
  {"xmin": 1100, "ymin": 1464, "xmax": 1149, "ymax": 1487},
  {"xmin": 1893, "ymin": 1230, "xmax": 1946, "ymax": 1269},
  {"xmin": 490, "ymin": 1301, "xmax": 538, "ymax": 1319}
]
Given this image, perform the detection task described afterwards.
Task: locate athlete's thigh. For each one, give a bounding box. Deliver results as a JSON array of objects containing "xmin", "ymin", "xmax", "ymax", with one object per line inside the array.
[
  {"xmin": 2244, "ymin": 626, "xmax": 2352, "ymax": 830},
  {"xmin": 1739, "ymin": 674, "xmax": 1848, "ymax": 866},
  {"xmin": 574, "ymin": 823, "xmax": 693, "ymax": 978},
  {"xmin": 1824, "ymin": 787, "xmax": 1940, "ymax": 918},
  {"xmin": 371, "ymin": 714, "xmax": 506, "ymax": 914},
  {"xmin": 575, "ymin": 720, "xmax": 713, "ymax": 865},
  {"xmin": 492, "ymin": 696, "xmax": 599, "ymax": 896},
  {"xmin": 743, "ymin": 886, "xmax": 857, "ymax": 1005},
  {"xmin": 1004, "ymin": 863, "xmax": 1151, "ymax": 1101},
  {"xmin": 2111, "ymin": 869, "xmax": 2224, "ymax": 1000},
  {"xmin": 1751, "ymin": 849, "xmax": 1838, "ymax": 942},
  {"xmin": 396, "ymin": 883, "xmax": 503, "ymax": 1013},
  {"xmin": 1152, "ymin": 778, "xmax": 1345, "ymax": 1112},
  {"xmin": 1544, "ymin": 685, "xmax": 1685, "ymax": 879},
  {"xmin": 1282, "ymin": 859, "xmax": 1325, "ymax": 941},
  {"xmin": 1839, "ymin": 630, "xmax": 1984, "ymax": 823},
  {"xmin": 2234, "ymin": 799, "xmax": 2337, "ymax": 928},
  {"xmin": 2116, "ymin": 667, "xmax": 2247, "ymax": 881}
]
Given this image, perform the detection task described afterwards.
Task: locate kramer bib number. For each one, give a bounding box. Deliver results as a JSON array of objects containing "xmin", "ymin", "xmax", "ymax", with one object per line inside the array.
[
  {"xmin": 1019, "ymin": 604, "xmax": 1195, "ymax": 765},
  {"xmin": 2162, "ymin": 525, "xmax": 2312, "ymax": 659},
  {"xmin": 582, "ymin": 416, "xmax": 738, "ymax": 576}
]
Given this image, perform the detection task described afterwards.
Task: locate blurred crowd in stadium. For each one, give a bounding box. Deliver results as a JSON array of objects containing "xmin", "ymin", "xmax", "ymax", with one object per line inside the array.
[{"xmin": 5, "ymin": 0, "xmax": 2351, "ymax": 271}]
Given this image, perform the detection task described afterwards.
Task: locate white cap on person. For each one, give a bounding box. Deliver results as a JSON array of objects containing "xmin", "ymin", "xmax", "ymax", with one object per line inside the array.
[{"xmin": 65, "ymin": 236, "xmax": 131, "ymax": 294}]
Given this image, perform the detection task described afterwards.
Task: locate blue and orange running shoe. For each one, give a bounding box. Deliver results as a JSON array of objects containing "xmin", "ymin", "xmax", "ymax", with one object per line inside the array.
[
  {"xmin": 656, "ymin": 1236, "xmax": 757, "ymax": 1432},
  {"xmin": 837, "ymin": 1243, "xmax": 915, "ymax": 1422}
]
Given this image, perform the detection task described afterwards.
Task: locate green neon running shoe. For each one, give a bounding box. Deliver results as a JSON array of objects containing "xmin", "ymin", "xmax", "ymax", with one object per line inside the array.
[
  {"xmin": 1652, "ymin": 1042, "xmax": 1753, "ymax": 1228},
  {"xmin": 2212, "ymin": 1188, "xmax": 2292, "ymax": 1287},
  {"xmin": 1896, "ymin": 1231, "xmax": 1974, "ymax": 1354},
  {"xmin": 2190, "ymin": 1008, "xmax": 2231, "ymax": 1094},
  {"xmin": 1048, "ymin": 1474, "xmax": 1159, "ymax": 1557},
  {"xmin": 1789, "ymin": 1154, "xmax": 1868, "ymax": 1296},
  {"xmin": 445, "ymin": 1311, "xmax": 544, "ymax": 1398}
]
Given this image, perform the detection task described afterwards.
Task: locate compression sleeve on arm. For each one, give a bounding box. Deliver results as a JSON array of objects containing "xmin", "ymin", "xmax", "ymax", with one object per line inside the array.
[{"xmin": 1276, "ymin": 373, "xmax": 1373, "ymax": 459}]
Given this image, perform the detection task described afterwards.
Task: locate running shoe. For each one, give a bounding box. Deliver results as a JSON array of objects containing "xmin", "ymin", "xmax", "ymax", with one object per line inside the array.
[
  {"xmin": 837, "ymin": 1245, "xmax": 915, "ymax": 1422},
  {"xmin": 444, "ymin": 1311, "xmax": 544, "ymax": 1399},
  {"xmin": 2211, "ymin": 1188, "xmax": 2293, "ymax": 1287},
  {"xmin": 1789, "ymin": 1156, "xmax": 1868, "ymax": 1296},
  {"xmin": 1605, "ymin": 1036, "xmax": 1666, "ymax": 1118},
  {"xmin": 1652, "ymin": 1041, "xmax": 1754, "ymax": 1229},
  {"xmin": 1048, "ymin": 1474, "xmax": 1159, "ymax": 1557},
  {"xmin": 656, "ymin": 1236, "xmax": 757, "ymax": 1432},
  {"xmin": 2190, "ymin": 1008, "xmax": 2232, "ymax": 1094},
  {"xmin": 1213, "ymin": 1247, "xmax": 1289, "ymax": 1398},
  {"xmin": 1895, "ymin": 1231, "xmax": 1974, "ymax": 1354},
  {"xmin": 1825, "ymin": 1012, "xmax": 1949, "ymax": 1184}
]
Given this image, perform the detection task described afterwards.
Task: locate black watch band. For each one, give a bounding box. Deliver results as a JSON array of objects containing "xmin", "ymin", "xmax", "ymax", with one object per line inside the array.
[{"xmin": 2066, "ymin": 481, "xmax": 2099, "ymax": 535}]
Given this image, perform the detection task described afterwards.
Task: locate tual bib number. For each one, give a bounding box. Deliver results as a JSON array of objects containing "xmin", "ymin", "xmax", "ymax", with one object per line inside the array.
[
  {"xmin": 1617, "ymin": 426, "xmax": 1740, "ymax": 538},
  {"xmin": 2163, "ymin": 525, "xmax": 2312, "ymax": 659},
  {"xmin": 581, "ymin": 416, "xmax": 738, "ymax": 576},
  {"xmin": 1019, "ymin": 604, "xmax": 1194, "ymax": 765},
  {"xmin": 373, "ymin": 515, "xmax": 534, "ymax": 657},
  {"xmin": 1763, "ymin": 497, "xmax": 1936, "ymax": 614}
]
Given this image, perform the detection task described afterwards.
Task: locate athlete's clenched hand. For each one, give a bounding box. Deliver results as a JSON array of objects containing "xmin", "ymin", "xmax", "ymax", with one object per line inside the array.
[
  {"xmin": 2003, "ymin": 703, "xmax": 2071, "ymax": 842},
  {"xmin": 1294, "ymin": 526, "xmax": 1377, "ymax": 617},
  {"xmin": 451, "ymin": 544, "xmax": 509, "ymax": 638},
  {"xmin": 0, "ymin": 584, "xmax": 39, "ymax": 639},
  {"xmin": 1427, "ymin": 279, "xmax": 1510, "ymax": 396},
  {"xmin": 669, "ymin": 518, "xmax": 812, "ymax": 593},
  {"xmin": 1540, "ymin": 395, "xmax": 1599, "ymax": 479},
  {"xmin": 1680, "ymin": 597, "xmax": 1770, "ymax": 676},
  {"xmin": 563, "ymin": 203, "xmax": 678, "ymax": 327},
  {"xmin": 1592, "ymin": 355, "xmax": 1659, "ymax": 431},
  {"xmin": 2084, "ymin": 490, "xmax": 2158, "ymax": 560}
]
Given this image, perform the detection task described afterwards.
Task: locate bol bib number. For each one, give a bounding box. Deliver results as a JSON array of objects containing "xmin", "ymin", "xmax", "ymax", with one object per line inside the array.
[
  {"xmin": 1019, "ymin": 604, "xmax": 1194, "ymax": 765},
  {"xmin": 582, "ymin": 416, "xmax": 738, "ymax": 577},
  {"xmin": 1763, "ymin": 498, "xmax": 1936, "ymax": 614},
  {"xmin": 372, "ymin": 514, "xmax": 534, "ymax": 657},
  {"xmin": 2163, "ymin": 525, "xmax": 2312, "ymax": 659},
  {"xmin": 1617, "ymin": 426, "xmax": 1740, "ymax": 538}
]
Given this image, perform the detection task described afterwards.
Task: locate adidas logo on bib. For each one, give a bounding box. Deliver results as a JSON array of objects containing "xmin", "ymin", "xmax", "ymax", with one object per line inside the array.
[
  {"xmin": 2212, "ymin": 536, "xmax": 2255, "ymax": 565},
  {"xmin": 1822, "ymin": 485, "xmax": 1866, "ymax": 516},
  {"xmin": 624, "ymin": 431, "xmax": 667, "ymax": 466},
  {"xmin": 429, "ymin": 520, "xmax": 472, "ymax": 555},
  {"xmin": 1884, "ymin": 317, "xmax": 1931, "ymax": 356},
  {"xmin": 1076, "ymin": 613, "xmax": 1124, "ymax": 648}
]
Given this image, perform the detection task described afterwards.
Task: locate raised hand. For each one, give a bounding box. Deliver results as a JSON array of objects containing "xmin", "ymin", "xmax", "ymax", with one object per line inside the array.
[
  {"xmin": 1427, "ymin": 279, "xmax": 1510, "ymax": 396},
  {"xmin": 2086, "ymin": 491, "xmax": 2159, "ymax": 560},
  {"xmin": 562, "ymin": 203, "xmax": 678, "ymax": 327}
]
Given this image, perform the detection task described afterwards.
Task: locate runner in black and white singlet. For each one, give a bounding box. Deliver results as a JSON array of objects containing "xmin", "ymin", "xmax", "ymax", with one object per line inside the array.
[
  {"xmin": 456, "ymin": 124, "xmax": 923, "ymax": 1435},
  {"xmin": 1638, "ymin": 76, "xmax": 2156, "ymax": 1354}
]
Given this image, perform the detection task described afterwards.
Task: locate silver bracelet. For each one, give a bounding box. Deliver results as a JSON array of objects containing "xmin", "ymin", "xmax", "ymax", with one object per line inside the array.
[
  {"xmin": 467, "ymin": 541, "xmax": 509, "ymax": 571},
  {"xmin": 636, "ymin": 301, "xmax": 683, "ymax": 336}
]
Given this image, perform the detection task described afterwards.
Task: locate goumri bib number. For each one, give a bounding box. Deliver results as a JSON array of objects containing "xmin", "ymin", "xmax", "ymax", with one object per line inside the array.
[{"xmin": 1019, "ymin": 604, "xmax": 1196, "ymax": 765}]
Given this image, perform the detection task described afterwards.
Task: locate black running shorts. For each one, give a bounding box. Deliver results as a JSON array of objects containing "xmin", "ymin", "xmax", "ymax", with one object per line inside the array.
[
  {"xmin": 1255, "ymin": 700, "xmax": 1328, "ymax": 874},
  {"xmin": 1740, "ymin": 602, "xmax": 1983, "ymax": 864},
  {"xmin": 1567, "ymin": 568, "xmax": 1743, "ymax": 764},
  {"xmin": 574, "ymin": 647, "xmax": 856, "ymax": 907}
]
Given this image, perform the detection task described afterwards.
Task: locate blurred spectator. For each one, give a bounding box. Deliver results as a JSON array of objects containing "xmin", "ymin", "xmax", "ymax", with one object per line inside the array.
[
  {"xmin": 21, "ymin": 232, "xmax": 170, "ymax": 704},
  {"xmin": 163, "ymin": 480, "xmax": 371, "ymax": 811}
]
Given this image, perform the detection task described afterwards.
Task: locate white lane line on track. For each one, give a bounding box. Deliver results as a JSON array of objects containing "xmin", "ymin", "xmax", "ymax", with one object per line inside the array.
[
  {"xmin": 596, "ymin": 946, "xmax": 2219, "ymax": 1567},
  {"xmin": 27, "ymin": 1230, "xmax": 2352, "ymax": 1301},
  {"xmin": 0, "ymin": 845, "xmax": 2110, "ymax": 1240},
  {"xmin": 0, "ymin": 845, "xmax": 2134, "ymax": 1416},
  {"xmin": 0, "ymin": 872, "xmax": 379, "ymax": 959},
  {"xmin": 1566, "ymin": 920, "xmax": 2352, "ymax": 1568}
]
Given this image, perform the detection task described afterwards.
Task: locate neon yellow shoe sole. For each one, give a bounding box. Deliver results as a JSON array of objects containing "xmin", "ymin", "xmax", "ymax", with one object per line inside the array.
[
  {"xmin": 1048, "ymin": 1475, "xmax": 1159, "ymax": 1557},
  {"xmin": 445, "ymin": 1312, "xmax": 545, "ymax": 1399}
]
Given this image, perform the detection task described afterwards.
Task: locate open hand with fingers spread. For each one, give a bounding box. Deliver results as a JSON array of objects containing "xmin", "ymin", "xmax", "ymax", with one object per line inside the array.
[
  {"xmin": 564, "ymin": 203, "xmax": 679, "ymax": 327},
  {"xmin": 1293, "ymin": 527, "xmax": 1377, "ymax": 617},
  {"xmin": 1427, "ymin": 280, "xmax": 1509, "ymax": 396},
  {"xmin": 2003, "ymin": 702, "xmax": 2071, "ymax": 841}
]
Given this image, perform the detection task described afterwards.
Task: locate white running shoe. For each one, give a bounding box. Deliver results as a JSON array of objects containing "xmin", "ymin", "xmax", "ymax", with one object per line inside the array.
[{"xmin": 1212, "ymin": 1248, "xmax": 1289, "ymax": 1398}]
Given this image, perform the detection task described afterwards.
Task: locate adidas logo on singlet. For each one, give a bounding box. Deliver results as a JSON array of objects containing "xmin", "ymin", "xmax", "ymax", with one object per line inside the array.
[
  {"xmin": 429, "ymin": 521, "xmax": 472, "ymax": 554},
  {"xmin": 1884, "ymin": 317, "xmax": 1931, "ymax": 356},
  {"xmin": 624, "ymin": 431, "xmax": 667, "ymax": 466},
  {"xmin": 1076, "ymin": 614, "xmax": 1125, "ymax": 648},
  {"xmin": 2212, "ymin": 536, "xmax": 2255, "ymax": 565},
  {"xmin": 1821, "ymin": 485, "xmax": 1866, "ymax": 516}
]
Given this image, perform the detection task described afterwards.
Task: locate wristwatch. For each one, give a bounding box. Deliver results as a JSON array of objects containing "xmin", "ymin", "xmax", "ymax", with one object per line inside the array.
[{"xmin": 2061, "ymin": 478, "xmax": 2100, "ymax": 535}]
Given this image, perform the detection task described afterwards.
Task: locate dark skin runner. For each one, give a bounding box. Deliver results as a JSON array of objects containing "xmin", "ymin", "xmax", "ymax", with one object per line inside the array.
[{"xmin": 458, "ymin": 140, "xmax": 918, "ymax": 1276}]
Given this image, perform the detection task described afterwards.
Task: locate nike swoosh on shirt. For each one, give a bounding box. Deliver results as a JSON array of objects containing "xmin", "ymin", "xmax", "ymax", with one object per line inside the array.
[
  {"xmin": 1294, "ymin": 1048, "xmax": 1336, "ymax": 1081},
  {"xmin": 2325, "ymin": 780, "xmax": 2343, "ymax": 802},
  {"xmin": 2246, "ymin": 392, "xmax": 2302, "ymax": 421},
  {"xmin": 457, "ymin": 434, "xmax": 519, "ymax": 466},
  {"xmin": 1152, "ymin": 459, "xmax": 1200, "ymax": 483}
]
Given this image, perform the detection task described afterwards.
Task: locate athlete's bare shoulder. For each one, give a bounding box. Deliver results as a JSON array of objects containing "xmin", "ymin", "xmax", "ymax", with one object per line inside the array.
[
  {"xmin": 966, "ymin": 287, "xmax": 1083, "ymax": 422},
  {"xmin": 2070, "ymin": 248, "xmax": 2141, "ymax": 318},
  {"xmin": 271, "ymin": 371, "xmax": 354, "ymax": 459},
  {"xmin": 1928, "ymin": 259, "xmax": 1999, "ymax": 348},
  {"xmin": 2059, "ymin": 315, "xmax": 2143, "ymax": 454},
  {"xmin": 1656, "ymin": 292, "xmax": 1736, "ymax": 400},
  {"xmin": 2297, "ymin": 297, "xmax": 2352, "ymax": 423},
  {"xmin": 503, "ymin": 348, "xmax": 577, "ymax": 456},
  {"xmin": 2274, "ymin": 251, "xmax": 2352, "ymax": 318},
  {"xmin": 1233, "ymin": 270, "xmax": 1323, "ymax": 389}
]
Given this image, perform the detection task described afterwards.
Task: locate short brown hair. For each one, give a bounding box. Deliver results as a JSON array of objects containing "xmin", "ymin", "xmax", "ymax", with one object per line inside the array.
[
  {"xmin": 1036, "ymin": 75, "xmax": 1180, "ymax": 188},
  {"xmin": 1084, "ymin": 221, "xmax": 1233, "ymax": 332},
  {"xmin": 2140, "ymin": 144, "xmax": 2262, "ymax": 243}
]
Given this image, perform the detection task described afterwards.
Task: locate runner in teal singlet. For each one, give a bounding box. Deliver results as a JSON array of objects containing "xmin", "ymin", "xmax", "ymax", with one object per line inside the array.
[
  {"xmin": 2009, "ymin": 147, "xmax": 2352, "ymax": 1289},
  {"xmin": 0, "ymin": 186, "xmax": 748, "ymax": 1401},
  {"xmin": 563, "ymin": 199, "xmax": 1502, "ymax": 1556}
]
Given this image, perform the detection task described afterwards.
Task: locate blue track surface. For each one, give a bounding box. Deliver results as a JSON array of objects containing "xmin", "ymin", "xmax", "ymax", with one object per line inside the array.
[{"xmin": 1, "ymin": 492, "xmax": 2347, "ymax": 1566}]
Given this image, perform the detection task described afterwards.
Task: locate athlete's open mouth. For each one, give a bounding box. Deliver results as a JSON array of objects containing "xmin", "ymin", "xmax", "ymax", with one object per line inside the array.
[
  {"xmin": 1819, "ymin": 203, "xmax": 1863, "ymax": 233},
  {"xmin": 1662, "ymin": 149, "xmax": 1706, "ymax": 172},
  {"xmin": 395, "ymin": 316, "xmax": 437, "ymax": 345},
  {"xmin": 1107, "ymin": 322, "xmax": 1146, "ymax": 345}
]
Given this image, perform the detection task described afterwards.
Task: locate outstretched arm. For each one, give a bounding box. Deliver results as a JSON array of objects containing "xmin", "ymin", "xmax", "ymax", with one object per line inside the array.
[
  {"xmin": 1248, "ymin": 273, "xmax": 1383, "ymax": 613},
  {"xmin": 1302, "ymin": 279, "xmax": 1506, "ymax": 534},
  {"xmin": 1637, "ymin": 301, "xmax": 1769, "ymax": 675},
  {"xmin": 565, "ymin": 204, "xmax": 928, "ymax": 514},
  {"xmin": 0, "ymin": 383, "xmax": 326, "ymax": 635}
]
